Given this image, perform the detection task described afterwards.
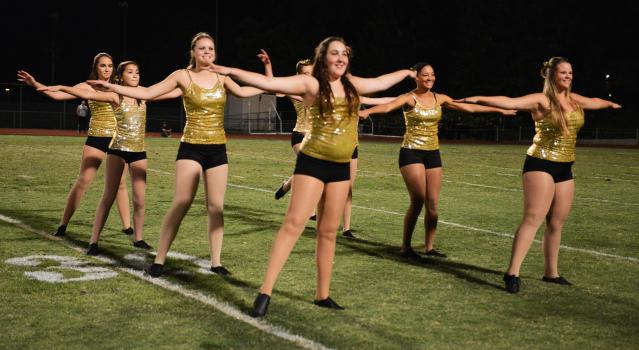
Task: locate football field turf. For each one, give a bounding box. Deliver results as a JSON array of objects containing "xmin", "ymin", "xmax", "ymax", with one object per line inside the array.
[{"xmin": 1, "ymin": 135, "xmax": 637, "ymax": 349}]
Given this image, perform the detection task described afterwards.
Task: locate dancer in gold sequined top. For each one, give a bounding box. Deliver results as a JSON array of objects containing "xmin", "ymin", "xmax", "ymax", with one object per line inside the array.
[
  {"xmin": 17, "ymin": 53, "xmax": 134, "ymax": 238},
  {"xmin": 88, "ymin": 33, "xmax": 272, "ymax": 277},
  {"xmin": 41, "ymin": 61, "xmax": 172, "ymax": 254},
  {"xmin": 212, "ymin": 36, "xmax": 415, "ymax": 317},
  {"xmin": 360, "ymin": 62, "xmax": 515, "ymax": 260},
  {"xmin": 457, "ymin": 57, "xmax": 621, "ymax": 293},
  {"xmin": 272, "ymin": 57, "xmax": 395, "ymax": 240}
]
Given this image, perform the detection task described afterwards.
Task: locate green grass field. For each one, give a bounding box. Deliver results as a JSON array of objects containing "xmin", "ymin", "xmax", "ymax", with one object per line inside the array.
[{"xmin": 1, "ymin": 135, "xmax": 637, "ymax": 349}]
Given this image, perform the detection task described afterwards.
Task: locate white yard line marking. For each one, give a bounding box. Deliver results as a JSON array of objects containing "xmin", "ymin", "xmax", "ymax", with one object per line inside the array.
[
  {"xmin": 0, "ymin": 213, "xmax": 333, "ymax": 350},
  {"xmin": 16, "ymin": 144, "xmax": 639, "ymax": 206},
  {"xmin": 347, "ymin": 206, "xmax": 639, "ymax": 263},
  {"xmin": 496, "ymin": 173, "xmax": 518, "ymax": 177}
]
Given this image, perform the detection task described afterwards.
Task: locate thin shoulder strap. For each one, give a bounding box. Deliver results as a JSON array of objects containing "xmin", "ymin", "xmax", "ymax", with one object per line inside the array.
[
  {"xmin": 184, "ymin": 69, "xmax": 194, "ymax": 83},
  {"xmin": 215, "ymin": 72, "xmax": 224, "ymax": 87},
  {"xmin": 409, "ymin": 93, "xmax": 418, "ymax": 103},
  {"xmin": 432, "ymin": 92, "xmax": 438, "ymax": 103}
]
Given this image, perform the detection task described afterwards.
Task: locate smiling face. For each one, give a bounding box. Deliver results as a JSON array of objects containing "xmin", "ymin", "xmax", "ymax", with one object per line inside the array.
[
  {"xmin": 415, "ymin": 65, "xmax": 435, "ymax": 90},
  {"xmin": 191, "ymin": 37, "xmax": 216, "ymax": 68},
  {"xmin": 96, "ymin": 56, "xmax": 114, "ymax": 81},
  {"xmin": 324, "ymin": 40, "xmax": 349, "ymax": 79},
  {"xmin": 553, "ymin": 62, "xmax": 573, "ymax": 91},
  {"xmin": 120, "ymin": 63, "xmax": 140, "ymax": 87}
]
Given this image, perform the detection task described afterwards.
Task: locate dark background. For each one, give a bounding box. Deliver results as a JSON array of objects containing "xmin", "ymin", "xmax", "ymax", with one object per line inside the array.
[{"xmin": 2, "ymin": 0, "xmax": 637, "ymax": 133}]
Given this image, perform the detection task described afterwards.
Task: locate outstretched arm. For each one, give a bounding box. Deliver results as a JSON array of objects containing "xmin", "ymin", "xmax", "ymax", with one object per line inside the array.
[
  {"xmin": 211, "ymin": 64, "xmax": 318, "ymax": 100},
  {"xmin": 37, "ymin": 85, "xmax": 118, "ymax": 104},
  {"xmin": 88, "ymin": 70, "xmax": 182, "ymax": 100},
  {"xmin": 455, "ymin": 93, "xmax": 545, "ymax": 112},
  {"xmin": 350, "ymin": 69, "xmax": 415, "ymax": 95},
  {"xmin": 223, "ymin": 76, "xmax": 270, "ymax": 98},
  {"xmin": 17, "ymin": 70, "xmax": 82, "ymax": 101},
  {"xmin": 358, "ymin": 94, "xmax": 411, "ymax": 119},
  {"xmin": 440, "ymin": 95, "xmax": 516, "ymax": 115},
  {"xmin": 571, "ymin": 93, "xmax": 621, "ymax": 110}
]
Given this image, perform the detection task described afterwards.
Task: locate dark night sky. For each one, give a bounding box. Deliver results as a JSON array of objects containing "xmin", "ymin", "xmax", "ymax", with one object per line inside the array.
[{"xmin": 2, "ymin": 0, "xmax": 638, "ymax": 127}]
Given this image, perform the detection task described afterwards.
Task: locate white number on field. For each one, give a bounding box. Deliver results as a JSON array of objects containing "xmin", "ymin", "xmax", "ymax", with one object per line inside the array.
[{"xmin": 5, "ymin": 255, "xmax": 117, "ymax": 283}]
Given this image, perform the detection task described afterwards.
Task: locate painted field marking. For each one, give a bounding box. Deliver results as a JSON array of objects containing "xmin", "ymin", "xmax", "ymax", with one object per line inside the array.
[{"xmin": 0, "ymin": 213, "xmax": 332, "ymax": 350}]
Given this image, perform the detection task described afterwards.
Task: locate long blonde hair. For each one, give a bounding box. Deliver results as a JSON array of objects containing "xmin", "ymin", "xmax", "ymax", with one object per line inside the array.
[
  {"xmin": 187, "ymin": 32, "xmax": 215, "ymax": 69},
  {"xmin": 540, "ymin": 57, "xmax": 576, "ymax": 135}
]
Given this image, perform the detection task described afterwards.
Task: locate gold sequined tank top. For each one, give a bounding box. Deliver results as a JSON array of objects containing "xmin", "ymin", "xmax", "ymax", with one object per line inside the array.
[
  {"xmin": 527, "ymin": 108, "xmax": 584, "ymax": 162},
  {"xmin": 401, "ymin": 93, "xmax": 442, "ymax": 150},
  {"xmin": 291, "ymin": 98, "xmax": 310, "ymax": 133},
  {"xmin": 301, "ymin": 97, "xmax": 359, "ymax": 163},
  {"xmin": 109, "ymin": 99, "xmax": 147, "ymax": 152},
  {"xmin": 87, "ymin": 100, "xmax": 116, "ymax": 137},
  {"xmin": 181, "ymin": 70, "xmax": 227, "ymax": 144}
]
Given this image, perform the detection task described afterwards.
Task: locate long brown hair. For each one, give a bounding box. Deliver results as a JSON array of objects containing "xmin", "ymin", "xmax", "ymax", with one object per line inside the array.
[
  {"xmin": 540, "ymin": 57, "xmax": 576, "ymax": 135},
  {"xmin": 311, "ymin": 37, "xmax": 359, "ymax": 117},
  {"xmin": 88, "ymin": 52, "xmax": 114, "ymax": 82},
  {"xmin": 188, "ymin": 32, "xmax": 215, "ymax": 69},
  {"xmin": 114, "ymin": 60, "xmax": 141, "ymax": 105}
]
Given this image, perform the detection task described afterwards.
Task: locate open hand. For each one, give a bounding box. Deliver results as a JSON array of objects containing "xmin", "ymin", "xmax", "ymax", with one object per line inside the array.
[{"xmin": 17, "ymin": 70, "xmax": 37, "ymax": 87}]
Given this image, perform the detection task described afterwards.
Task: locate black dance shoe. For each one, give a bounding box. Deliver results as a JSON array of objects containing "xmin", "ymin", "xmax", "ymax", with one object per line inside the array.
[
  {"xmin": 503, "ymin": 273, "xmax": 520, "ymax": 293},
  {"xmin": 542, "ymin": 275, "xmax": 572, "ymax": 285},
  {"xmin": 342, "ymin": 230, "xmax": 354, "ymax": 238},
  {"xmin": 133, "ymin": 240, "xmax": 152, "ymax": 250},
  {"xmin": 274, "ymin": 184, "xmax": 288, "ymax": 200},
  {"xmin": 313, "ymin": 297, "xmax": 344, "ymax": 310},
  {"xmin": 86, "ymin": 243, "xmax": 99, "ymax": 256},
  {"xmin": 145, "ymin": 263, "xmax": 164, "ymax": 277},
  {"xmin": 424, "ymin": 249, "xmax": 447, "ymax": 258},
  {"xmin": 51, "ymin": 225, "xmax": 67, "ymax": 237},
  {"xmin": 250, "ymin": 293, "xmax": 271, "ymax": 317},
  {"xmin": 122, "ymin": 227, "xmax": 134, "ymax": 235},
  {"xmin": 211, "ymin": 266, "xmax": 231, "ymax": 276}
]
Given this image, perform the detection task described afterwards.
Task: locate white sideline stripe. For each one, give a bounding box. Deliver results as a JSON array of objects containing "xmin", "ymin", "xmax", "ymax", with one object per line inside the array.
[
  {"xmin": 496, "ymin": 173, "xmax": 517, "ymax": 177},
  {"xmin": 348, "ymin": 206, "xmax": 639, "ymax": 263},
  {"xmin": 122, "ymin": 268, "xmax": 331, "ymax": 350},
  {"xmin": 0, "ymin": 213, "xmax": 332, "ymax": 350}
]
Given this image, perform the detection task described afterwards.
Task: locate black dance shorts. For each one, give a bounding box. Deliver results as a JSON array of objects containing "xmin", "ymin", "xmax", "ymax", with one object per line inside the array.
[
  {"xmin": 522, "ymin": 155, "xmax": 573, "ymax": 183},
  {"xmin": 85, "ymin": 136, "xmax": 113, "ymax": 153},
  {"xmin": 291, "ymin": 131, "xmax": 305, "ymax": 147},
  {"xmin": 398, "ymin": 148, "xmax": 442, "ymax": 169},
  {"xmin": 176, "ymin": 142, "xmax": 228, "ymax": 170},
  {"xmin": 294, "ymin": 152, "xmax": 350, "ymax": 183},
  {"xmin": 107, "ymin": 149, "xmax": 147, "ymax": 164}
]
